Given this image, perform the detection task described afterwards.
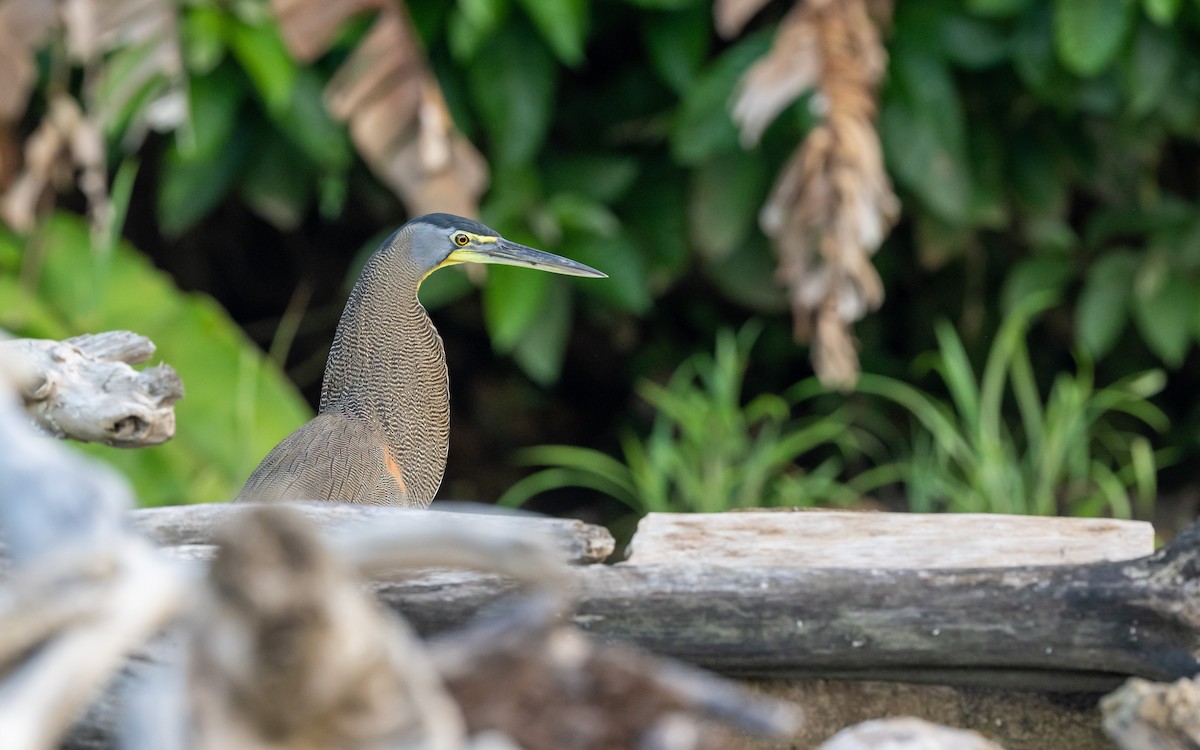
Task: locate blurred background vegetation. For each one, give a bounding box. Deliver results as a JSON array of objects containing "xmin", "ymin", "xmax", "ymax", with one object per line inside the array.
[{"xmin": 1, "ymin": 0, "xmax": 1198, "ymax": 534}]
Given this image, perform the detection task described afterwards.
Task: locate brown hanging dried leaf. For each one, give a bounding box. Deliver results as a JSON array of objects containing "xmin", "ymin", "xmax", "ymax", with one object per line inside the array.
[
  {"xmin": 730, "ymin": 0, "xmax": 898, "ymax": 389},
  {"xmin": 1, "ymin": 96, "xmax": 106, "ymax": 233},
  {"xmin": 714, "ymin": 0, "xmax": 775, "ymax": 38},
  {"xmin": 62, "ymin": 0, "xmax": 186, "ymax": 136},
  {"xmin": 0, "ymin": 0, "xmax": 183, "ymax": 235},
  {"xmin": 273, "ymin": 0, "xmax": 488, "ymax": 218},
  {"xmin": 0, "ymin": 0, "xmax": 55, "ymax": 125}
]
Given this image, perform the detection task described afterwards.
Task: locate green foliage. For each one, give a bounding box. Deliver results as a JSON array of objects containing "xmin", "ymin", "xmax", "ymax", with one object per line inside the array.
[
  {"xmin": 845, "ymin": 295, "xmax": 1168, "ymax": 517},
  {"xmin": 111, "ymin": 0, "xmax": 1200, "ymax": 389},
  {"xmin": 0, "ymin": 213, "xmax": 311, "ymax": 506},
  {"xmin": 8, "ymin": 0, "xmax": 1200, "ymax": 511},
  {"xmin": 499, "ymin": 326, "xmax": 876, "ymax": 513}
]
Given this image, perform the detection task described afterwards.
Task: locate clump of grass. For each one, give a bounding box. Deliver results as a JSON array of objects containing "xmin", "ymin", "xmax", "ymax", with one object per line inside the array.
[
  {"xmin": 831, "ymin": 293, "xmax": 1169, "ymax": 517},
  {"xmin": 499, "ymin": 325, "xmax": 878, "ymax": 514}
]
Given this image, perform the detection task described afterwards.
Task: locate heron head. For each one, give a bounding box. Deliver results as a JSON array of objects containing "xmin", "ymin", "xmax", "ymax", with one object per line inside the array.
[{"xmin": 402, "ymin": 213, "xmax": 607, "ymax": 281}]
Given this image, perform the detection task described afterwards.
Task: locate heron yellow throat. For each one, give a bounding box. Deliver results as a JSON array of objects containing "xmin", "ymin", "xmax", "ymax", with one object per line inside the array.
[{"xmin": 235, "ymin": 213, "xmax": 605, "ymax": 506}]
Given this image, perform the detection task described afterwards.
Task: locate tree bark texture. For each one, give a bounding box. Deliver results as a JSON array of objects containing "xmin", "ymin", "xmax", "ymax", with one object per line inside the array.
[{"xmin": 380, "ymin": 519, "xmax": 1200, "ymax": 692}]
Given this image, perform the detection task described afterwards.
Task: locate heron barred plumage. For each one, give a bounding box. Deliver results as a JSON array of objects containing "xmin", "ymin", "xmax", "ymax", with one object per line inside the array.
[{"xmin": 235, "ymin": 213, "xmax": 606, "ymax": 506}]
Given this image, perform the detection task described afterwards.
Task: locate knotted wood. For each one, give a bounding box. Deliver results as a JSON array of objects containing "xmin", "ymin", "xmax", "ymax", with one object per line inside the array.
[{"xmin": 0, "ymin": 330, "xmax": 182, "ymax": 447}]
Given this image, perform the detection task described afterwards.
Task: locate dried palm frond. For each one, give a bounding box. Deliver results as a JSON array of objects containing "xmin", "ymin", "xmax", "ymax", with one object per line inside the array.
[
  {"xmin": 1, "ymin": 95, "xmax": 106, "ymax": 233},
  {"xmin": 715, "ymin": 0, "xmax": 773, "ymax": 37},
  {"xmin": 273, "ymin": 0, "xmax": 488, "ymax": 218},
  {"xmin": 0, "ymin": 0, "xmax": 184, "ymax": 235},
  {"xmin": 723, "ymin": 0, "xmax": 898, "ymax": 389},
  {"xmin": 0, "ymin": 0, "xmax": 55, "ymax": 124},
  {"xmin": 63, "ymin": 0, "xmax": 186, "ymax": 139}
]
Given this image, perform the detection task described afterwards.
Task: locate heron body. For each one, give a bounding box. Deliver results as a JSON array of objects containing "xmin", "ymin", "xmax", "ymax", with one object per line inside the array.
[{"xmin": 235, "ymin": 214, "xmax": 605, "ymax": 506}]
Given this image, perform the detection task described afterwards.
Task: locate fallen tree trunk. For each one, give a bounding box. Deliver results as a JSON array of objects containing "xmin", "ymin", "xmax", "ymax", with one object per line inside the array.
[
  {"xmin": 52, "ymin": 508, "xmax": 1200, "ymax": 747},
  {"xmin": 105, "ymin": 505, "xmax": 1200, "ymax": 691},
  {"xmin": 377, "ymin": 519, "xmax": 1200, "ymax": 692}
]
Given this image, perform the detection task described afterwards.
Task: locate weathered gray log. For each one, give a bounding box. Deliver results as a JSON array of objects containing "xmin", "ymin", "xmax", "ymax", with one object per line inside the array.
[
  {"xmin": 0, "ymin": 376, "xmax": 187, "ymax": 750},
  {"xmin": 371, "ymin": 518, "xmax": 1200, "ymax": 692},
  {"xmin": 0, "ymin": 331, "xmax": 183, "ymax": 447},
  {"xmin": 132, "ymin": 502, "xmax": 616, "ymax": 565},
  {"xmin": 626, "ymin": 511, "xmax": 1154, "ymax": 567}
]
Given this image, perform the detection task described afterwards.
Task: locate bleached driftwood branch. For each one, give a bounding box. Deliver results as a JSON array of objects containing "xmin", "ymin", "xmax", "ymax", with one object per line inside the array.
[
  {"xmin": 0, "ymin": 330, "xmax": 183, "ymax": 447},
  {"xmin": 0, "ymin": 379, "xmax": 188, "ymax": 750},
  {"xmin": 132, "ymin": 502, "xmax": 616, "ymax": 566}
]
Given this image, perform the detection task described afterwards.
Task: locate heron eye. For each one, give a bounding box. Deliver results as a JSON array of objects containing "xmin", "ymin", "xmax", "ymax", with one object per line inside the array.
[{"xmin": 453, "ymin": 233, "xmax": 470, "ymax": 246}]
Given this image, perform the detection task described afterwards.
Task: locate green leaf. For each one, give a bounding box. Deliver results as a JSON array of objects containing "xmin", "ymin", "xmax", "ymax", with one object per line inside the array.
[
  {"xmin": 467, "ymin": 22, "xmax": 556, "ymax": 167},
  {"xmin": 544, "ymin": 155, "xmax": 638, "ymax": 203},
  {"xmin": 702, "ymin": 239, "xmax": 788, "ymax": 313},
  {"xmin": 271, "ymin": 68, "xmax": 353, "ymax": 172},
  {"xmin": 158, "ymin": 130, "xmax": 250, "ymax": 237},
  {"xmin": 448, "ymin": 0, "xmax": 510, "ymax": 62},
  {"xmin": 940, "ymin": 15, "xmax": 1010, "ymax": 69},
  {"xmin": 182, "ymin": 4, "xmax": 229, "ymax": 74},
  {"xmin": 512, "ymin": 279, "xmax": 572, "ymax": 384},
  {"xmin": 419, "ymin": 265, "xmax": 475, "ymax": 311},
  {"xmin": 92, "ymin": 41, "xmax": 172, "ymax": 139},
  {"xmin": 178, "ymin": 65, "xmax": 245, "ymax": 161},
  {"xmin": 225, "ymin": 16, "xmax": 297, "ymax": 115},
  {"xmin": 238, "ymin": 135, "xmax": 313, "ymax": 231},
  {"xmin": 1054, "ymin": 0, "xmax": 1135, "ymax": 77},
  {"xmin": 1142, "ymin": 0, "xmax": 1181, "ymax": 25},
  {"xmin": 1010, "ymin": 132, "xmax": 1068, "ymax": 219},
  {"xmin": 623, "ymin": 165, "xmax": 690, "ymax": 280},
  {"xmin": 881, "ymin": 44, "xmax": 972, "ymax": 224},
  {"xmin": 1132, "ymin": 263, "xmax": 1195, "ymax": 366},
  {"xmin": 1012, "ymin": 6, "xmax": 1073, "ymax": 97},
  {"xmin": 642, "ymin": 5, "xmax": 711, "ymax": 93},
  {"xmin": 27, "ymin": 213, "xmax": 311, "ymax": 506},
  {"xmin": 623, "ymin": 0, "xmax": 698, "ymax": 8},
  {"xmin": 483, "ymin": 264, "xmax": 552, "ymax": 351},
  {"xmin": 966, "ymin": 0, "xmax": 1034, "ymax": 16},
  {"xmin": 672, "ymin": 29, "xmax": 773, "ymax": 165},
  {"xmin": 546, "ymin": 194, "xmax": 620, "ymax": 237},
  {"xmin": 516, "ymin": 0, "xmax": 587, "ymax": 65},
  {"xmin": 1000, "ymin": 257, "xmax": 1073, "ymax": 313},
  {"xmin": 1122, "ymin": 21, "xmax": 1178, "ymax": 116},
  {"xmin": 568, "ymin": 231, "xmax": 652, "ymax": 314},
  {"xmin": 688, "ymin": 152, "xmax": 769, "ymax": 261},
  {"xmin": 1077, "ymin": 251, "xmax": 1138, "ymax": 357}
]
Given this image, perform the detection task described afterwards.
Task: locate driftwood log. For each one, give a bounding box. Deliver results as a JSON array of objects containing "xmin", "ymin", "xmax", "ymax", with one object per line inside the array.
[
  {"xmin": 0, "ymin": 331, "xmax": 182, "ymax": 447},
  {"xmin": 381, "ymin": 530, "xmax": 1198, "ymax": 692},
  {"xmin": 132, "ymin": 502, "xmax": 616, "ymax": 566},
  {"xmin": 626, "ymin": 510, "xmax": 1154, "ymax": 567},
  {"xmin": 108, "ymin": 504, "xmax": 1188, "ymax": 693}
]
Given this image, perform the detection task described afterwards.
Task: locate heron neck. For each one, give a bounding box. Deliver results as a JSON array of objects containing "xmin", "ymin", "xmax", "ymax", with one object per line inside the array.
[{"xmin": 318, "ymin": 235, "xmax": 448, "ymax": 503}]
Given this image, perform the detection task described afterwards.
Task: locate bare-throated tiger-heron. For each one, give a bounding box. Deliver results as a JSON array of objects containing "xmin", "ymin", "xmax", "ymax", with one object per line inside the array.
[{"xmin": 235, "ymin": 213, "xmax": 605, "ymax": 506}]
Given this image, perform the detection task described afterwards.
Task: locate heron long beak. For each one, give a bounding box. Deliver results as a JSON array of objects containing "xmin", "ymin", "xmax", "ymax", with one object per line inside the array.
[{"xmin": 449, "ymin": 239, "xmax": 607, "ymax": 278}]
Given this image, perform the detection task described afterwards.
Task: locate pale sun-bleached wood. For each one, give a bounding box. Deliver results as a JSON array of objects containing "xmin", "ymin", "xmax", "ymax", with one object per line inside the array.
[
  {"xmin": 0, "ymin": 330, "xmax": 182, "ymax": 447},
  {"xmin": 624, "ymin": 510, "xmax": 1154, "ymax": 568},
  {"xmin": 131, "ymin": 502, "xmax": 616, "ymax": 565}
]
